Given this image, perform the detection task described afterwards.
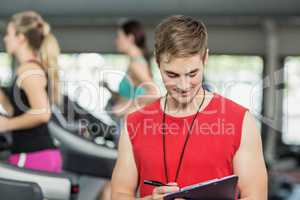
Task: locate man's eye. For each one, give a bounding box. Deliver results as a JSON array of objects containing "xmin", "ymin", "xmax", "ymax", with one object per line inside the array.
[
  {"xmin": 167, "ymin": 74, "xmax": 178, "ymax": 78},
  {"xmin": 188, "ymin": 72, "xmax": 198, "ymax": 77}
]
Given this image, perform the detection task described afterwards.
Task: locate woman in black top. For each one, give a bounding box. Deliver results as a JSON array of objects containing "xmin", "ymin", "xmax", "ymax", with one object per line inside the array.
[{"xmin": 0, "ymin": 11, "xmax": 62, "ymax": 172}]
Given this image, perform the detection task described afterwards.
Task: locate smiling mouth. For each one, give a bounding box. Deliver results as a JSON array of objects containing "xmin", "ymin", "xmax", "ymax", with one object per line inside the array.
[{"xmin": 175, "ymin": 89, "xmax": 192, "ymax": 97}]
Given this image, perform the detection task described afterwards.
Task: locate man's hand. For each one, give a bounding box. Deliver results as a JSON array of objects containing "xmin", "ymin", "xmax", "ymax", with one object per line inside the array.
[{"xmin": 151, "ymin": 183, "xmax": 180, "ymax": 200}]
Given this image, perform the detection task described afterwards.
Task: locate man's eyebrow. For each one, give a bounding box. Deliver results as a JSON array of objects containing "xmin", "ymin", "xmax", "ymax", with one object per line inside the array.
[
  {"xmin": 185, "ymin": 68, "xmax": 199, "ymax": 75},
  {"xmin": 164, "ymin": 68, "xmax": 199, "ymax": 75},
  {"xmin": 164, "ymin": 70, "xmax": 179, "ymax": 75}
]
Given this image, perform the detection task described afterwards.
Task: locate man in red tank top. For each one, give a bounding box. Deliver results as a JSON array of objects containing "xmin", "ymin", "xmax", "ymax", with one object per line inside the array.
[{"xmin": 111, "ymin": 15, "xmax": 267, "ymax": 200}]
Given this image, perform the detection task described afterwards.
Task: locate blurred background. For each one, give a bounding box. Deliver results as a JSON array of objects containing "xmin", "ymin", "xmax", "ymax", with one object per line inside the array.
[{"xmin": 0, "ymin": 0, "xmax": 300, "ymax": 200}]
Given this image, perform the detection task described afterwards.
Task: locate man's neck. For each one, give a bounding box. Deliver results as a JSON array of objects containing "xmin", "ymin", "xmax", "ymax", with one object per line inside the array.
[{"xmin": 166, "ymin": 89, "xmax": 206, "ymax": 116}]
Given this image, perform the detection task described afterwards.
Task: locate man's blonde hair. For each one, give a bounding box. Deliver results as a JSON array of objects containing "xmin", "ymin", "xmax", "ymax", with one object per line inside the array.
[{"xmin": 155, "ymin": 15, "xmax": 208, "ymax": 64}]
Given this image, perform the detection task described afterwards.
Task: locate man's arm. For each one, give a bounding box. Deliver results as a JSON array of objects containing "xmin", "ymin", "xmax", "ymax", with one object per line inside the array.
[
  {"xmin": 111, "ymin": 118, "xmax": 142, "ymax": 200},
  {"xmin": 111, "ymin": 118, "xmax": 179, "ymax": 200},
  {"xmin": 233, "ymin": 111, "xmax": 268, "ymax": 200}
]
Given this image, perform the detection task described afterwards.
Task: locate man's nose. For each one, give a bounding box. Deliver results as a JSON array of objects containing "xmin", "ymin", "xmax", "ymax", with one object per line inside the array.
[{"xmin": 176, "ymin": 77, "xmax": 191, "ymax": 91}]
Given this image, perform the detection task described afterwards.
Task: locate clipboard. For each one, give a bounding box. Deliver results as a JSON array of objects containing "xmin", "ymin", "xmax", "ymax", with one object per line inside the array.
[{"xmin": 164, "ymin": 175, "xmax": 238, "ymax": 200}]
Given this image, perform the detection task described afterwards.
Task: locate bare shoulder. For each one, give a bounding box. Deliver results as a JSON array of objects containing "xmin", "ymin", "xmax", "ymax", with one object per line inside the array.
[
  {"xmin": 240, "ymin": 111, "xmax": 261, "ymax": 149},
  {"xmin": 129, "ymin": 58, "xmax": 152, "ymax": 82},
  {"xmin": 16, "ymin": 63, "xmax": 47, "ymax": 88},
  {"xmin": 242, "ymin": 111, "xmax": 259, "ymax": 134},
  {"xmin": 17, "ymin": 62, "xmax": 45, "ymax": 75}
]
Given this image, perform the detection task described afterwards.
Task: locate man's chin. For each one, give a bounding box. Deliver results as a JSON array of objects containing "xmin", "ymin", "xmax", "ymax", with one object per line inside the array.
[{"xmin": 170, "ymin": 93, "xmax": 194, "ymax": 105}]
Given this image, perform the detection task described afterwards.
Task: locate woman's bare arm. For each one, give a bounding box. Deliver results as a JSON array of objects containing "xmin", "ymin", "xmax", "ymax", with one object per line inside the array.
[
  {"xmin": 4, "ymin": 65, "xmax": 51, "ymax": 132},
  {"xmin": 112, "ymin": 61, "xmax": 160, "ymax": 117},
  {"xmin": 0, "ymin": 88, "xmax": 14, "ymax": 116}
]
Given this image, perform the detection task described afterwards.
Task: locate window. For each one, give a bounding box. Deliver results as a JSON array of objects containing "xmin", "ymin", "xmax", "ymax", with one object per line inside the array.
[
  {"xmin": 204, "ymin": 55, "xmax": 264, "ymax": 131},
  {"xmin": 282, "ymin": 56, "xmax": 300, "ymax": 145},
  {"xmin": 58, "ymin": 53, "xmax": 128, "ymax": 115},
  {"xmin": 0, "ymin": 53, "xmax": 12, "ymax": 87},
  {"xmin": 205, "ymin": 55, "xmax": 264, "ymax": 115}
]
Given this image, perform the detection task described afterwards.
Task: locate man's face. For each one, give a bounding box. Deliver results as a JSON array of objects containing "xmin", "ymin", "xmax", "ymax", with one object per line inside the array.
[{"xmin": 159, "ymin": 52, "xmax": 207, "ymax": 105}]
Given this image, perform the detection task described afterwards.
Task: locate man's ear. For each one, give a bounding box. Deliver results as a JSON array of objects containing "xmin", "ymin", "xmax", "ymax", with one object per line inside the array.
[
  {"xmin": 154, "ymin": 52, "xmax": 160, "ymax": 68},
  {"xmin": 203, "ymin": 48, "xmax": 209, "ymax": 65}
]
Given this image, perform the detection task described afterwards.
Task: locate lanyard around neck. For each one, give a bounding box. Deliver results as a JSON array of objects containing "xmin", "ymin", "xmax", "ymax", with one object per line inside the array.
[{"xmin": 162, "ymin": 88, "xmax": 206, "ymax": 183}]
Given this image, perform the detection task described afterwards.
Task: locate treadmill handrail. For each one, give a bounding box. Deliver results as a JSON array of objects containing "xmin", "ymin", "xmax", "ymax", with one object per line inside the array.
[
  {"xmin": 0, "ymin": 177, "xmax": 43, "ymax": 200},
  {"xmin": 0, "ymin": 162, "xmax": 71, "ymax": 200},
  {"xmin": 48, "ymin": 121, "xmax": 117, "ymax": 160},
  {"xmin": 51, "ymin": 105, "xmax": 80, "ymax": 132}
]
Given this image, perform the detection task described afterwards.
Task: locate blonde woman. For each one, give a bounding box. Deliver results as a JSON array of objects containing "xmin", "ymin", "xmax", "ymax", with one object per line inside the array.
[{"xmin": 0, "ymin": 11, "xmax": 62, "ymax": 172}]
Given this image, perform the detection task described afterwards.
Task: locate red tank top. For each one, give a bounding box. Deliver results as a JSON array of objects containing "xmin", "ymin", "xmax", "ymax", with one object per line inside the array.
[{"xmin": 126, "ymin": 93, "xmax": 248, "ymax": 197}]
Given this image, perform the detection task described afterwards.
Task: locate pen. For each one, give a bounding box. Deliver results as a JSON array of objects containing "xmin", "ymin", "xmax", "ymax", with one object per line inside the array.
[{"xmin": 144, "ymin": 180, "xmax": 167, "ymax": 187}]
